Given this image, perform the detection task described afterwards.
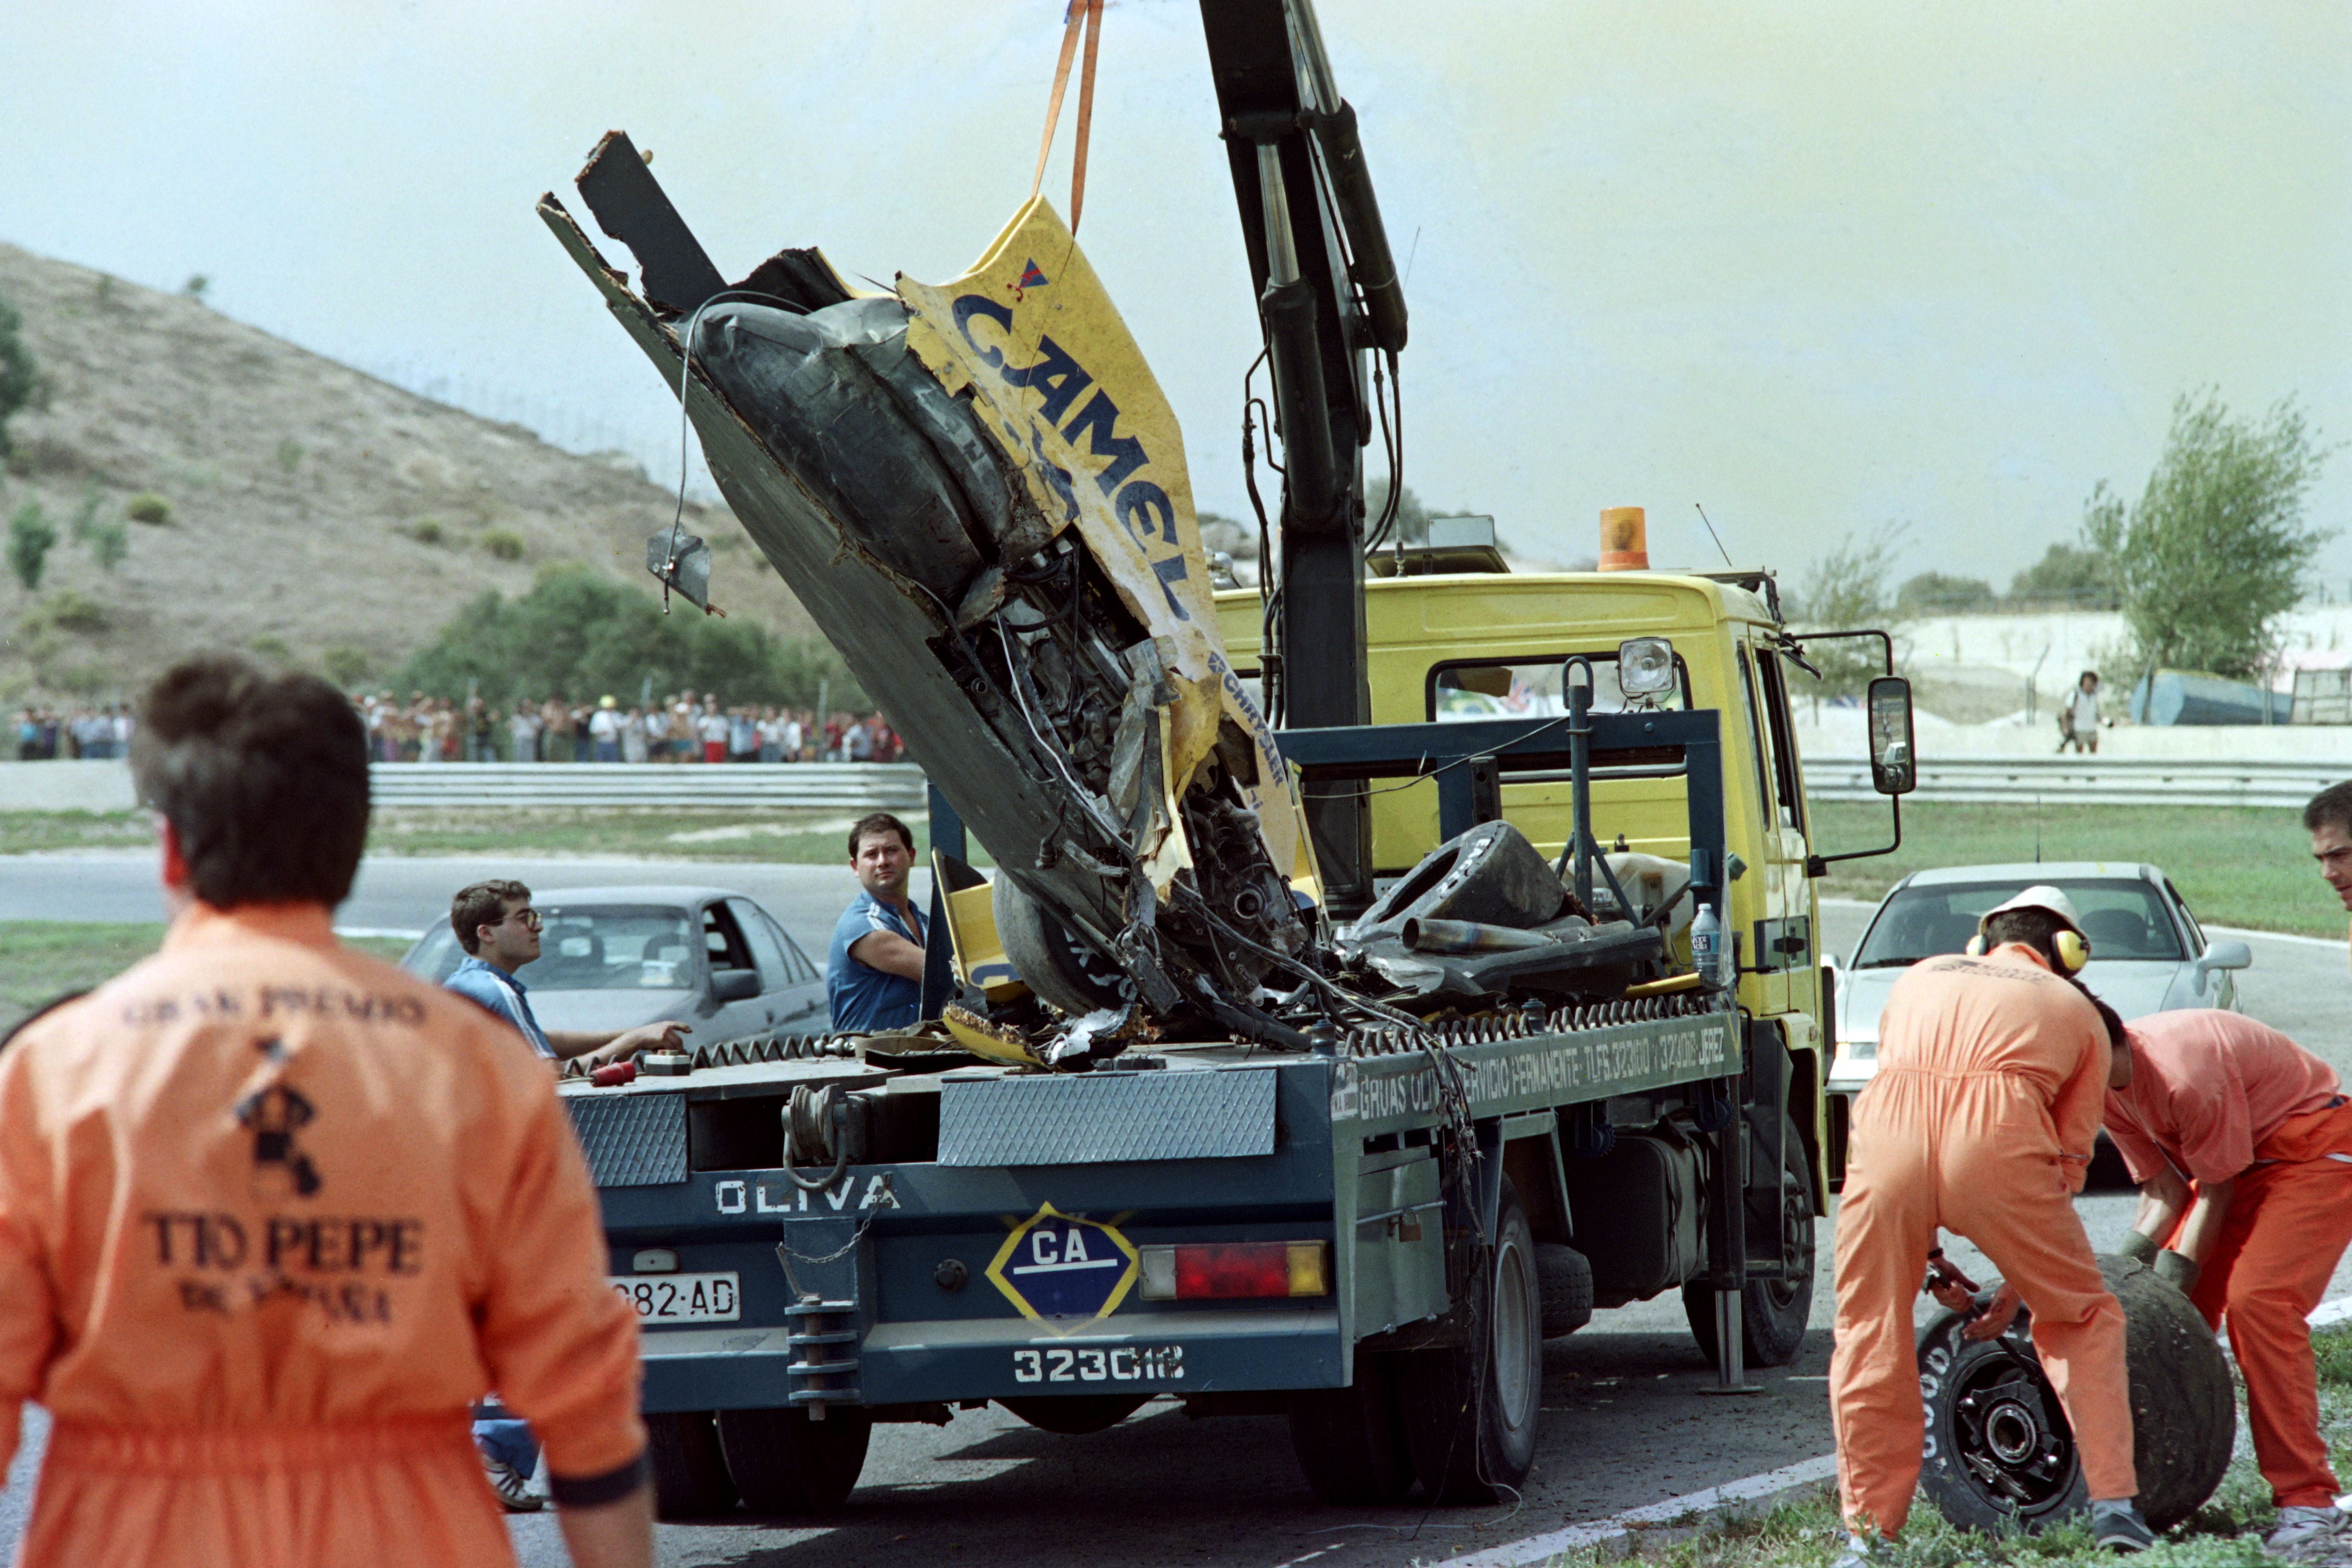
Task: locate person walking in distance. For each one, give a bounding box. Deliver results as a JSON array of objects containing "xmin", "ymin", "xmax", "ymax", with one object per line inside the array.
[
  {"xmin": 0, "ymin": 655, "xmax": 652, "ymax": 1568},
  {"xmin": 1828, "ymin": 886, "xmax": 2151, "ymax": 1559},
  {"xmin": 2059, "ymin": 670, "xmax": 2102, "ymax": 754}
]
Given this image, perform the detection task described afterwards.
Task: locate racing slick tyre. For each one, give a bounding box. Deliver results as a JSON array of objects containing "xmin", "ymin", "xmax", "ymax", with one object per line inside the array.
[
  {"xmin": 991, "ymin": 875, "xmax": 1127, "ymax": 1017},
  {"xmin": 1916, "ymin": 1254, "xmax": 2231, "ymax": 1533},
  {"xmin": 1682, "ymin": 1113, "xmax": 1815, "ymax": 1369},
  {"xmin": 1399, "ymin": 1178, "xmax": 1543, "ymax": 1504},
  {"xmin": 999, "ymin": 1395, "xmax": 1149, "ymax": 1435},
  {"xmin": 716, "ymin": 1405, "xmax": 871, "ymax": 1515},
  {"xmin": 1287, "ymin": 1351, "xmax": 1416, "ymax": 1505},
  {"xmin": 645, "ymin": 1410, "xmax": 739, "ymax": 1519},
  {"xmin": 1534, "ymin": 1244, "xmax": 1594, "ymax": 1339}
]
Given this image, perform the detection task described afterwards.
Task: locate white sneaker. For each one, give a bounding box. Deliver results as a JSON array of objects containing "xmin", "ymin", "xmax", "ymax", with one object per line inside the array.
[
  {"xmin": 2267, "ymin": 1506, "xmax": 2348, "ymax": 1560},
  {"xmin": 1830, "ymin": 1534, "xmax": 1876, "ymax": 1568},
  {"xmin": 484, "ymin": 1457, "xmax": 545, "ymax": 1512}
]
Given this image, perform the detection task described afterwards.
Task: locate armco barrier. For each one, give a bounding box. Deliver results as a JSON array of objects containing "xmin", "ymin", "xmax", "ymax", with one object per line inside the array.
[
  {"xmin": 1804, "ymin": 755, "xmax": 2351, "ymax": 810},
  {"xmin": 363, "ymin": 762, "xmax": 928, "ymax": 810}
]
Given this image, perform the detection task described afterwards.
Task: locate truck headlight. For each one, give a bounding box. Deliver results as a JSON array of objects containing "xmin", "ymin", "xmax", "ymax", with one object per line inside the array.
[{"xmin": 1618, "ymin": 637, "xmax": 1675, "ymax": 697}]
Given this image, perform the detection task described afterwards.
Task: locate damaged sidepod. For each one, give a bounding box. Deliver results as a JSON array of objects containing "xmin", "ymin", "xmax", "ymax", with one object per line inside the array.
[
  {"xmin": 539, "ymin": 134, "xmax": 1318, "ymax": 1051},
  {"xmin": 1338, "ymin": 822, "xmax": 1664, "ymax": 1003}
]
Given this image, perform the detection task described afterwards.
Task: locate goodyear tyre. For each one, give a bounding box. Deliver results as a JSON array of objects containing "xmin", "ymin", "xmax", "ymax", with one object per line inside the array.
[{"xmin": 1916, "ymin": 1254, "xmax": 2231, "ymax": 1533}]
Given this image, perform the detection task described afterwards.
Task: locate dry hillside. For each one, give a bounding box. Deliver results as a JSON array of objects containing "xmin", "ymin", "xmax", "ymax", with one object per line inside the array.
[{"xmin": 0, "ymin": 243, "xmax": 813, "ymax": 699}]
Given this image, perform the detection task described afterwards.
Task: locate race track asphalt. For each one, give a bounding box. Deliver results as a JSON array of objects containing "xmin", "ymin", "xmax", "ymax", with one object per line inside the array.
[{"xmin": 0, "ymin": 863, "xmax": 2346, "ymax": 1564}]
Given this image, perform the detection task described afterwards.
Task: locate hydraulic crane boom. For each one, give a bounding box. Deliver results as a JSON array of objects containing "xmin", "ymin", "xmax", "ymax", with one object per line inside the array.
[{"xmin": 1198, "ymin": 0, "xmax": 1408, "ymax": 910}]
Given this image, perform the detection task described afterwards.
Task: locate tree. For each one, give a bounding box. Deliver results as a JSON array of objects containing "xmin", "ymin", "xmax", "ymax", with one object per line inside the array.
[
  {"xmin": 68, "ymin": 492, "xmax": 127, "ymax": 572},
  {"xmin": 2084, "ymin": 390, "xmax": 2334, "ymax": 681},
  {"xmin": 395, "ymin": 566, "xmax": 865, "ymax": 710},
  {"xmin": 1364, "ymin": 479, "xmax": 1431, "ymax": 546},
  {"xmin": 7, "ymin": 502, "xmax": 57, "ymax": 592},
  {"xmin": 1895, "ymin": 570, "xmax": 1994, "ymax": 615},
  {"xmin": 0, "ymin": 293, "xmax": 35, "ymax": 459},
  {"xmin": 2005, "ymin": 542, "xmax": 2115, "ymax": 609},
  {"xmin": 1787, "ymin": 526, "xmax": 1907, "ymax": 699}
]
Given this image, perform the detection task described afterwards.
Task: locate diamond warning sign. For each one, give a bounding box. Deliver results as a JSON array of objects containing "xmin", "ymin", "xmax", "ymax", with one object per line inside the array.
[{"xmin": 985, "ymin": 1202, "xmax": 1138, "ymax": 1325}]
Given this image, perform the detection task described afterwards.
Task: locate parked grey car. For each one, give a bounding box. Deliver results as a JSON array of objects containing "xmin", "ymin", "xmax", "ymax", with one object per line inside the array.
[
  {"xmin": 402, "ymin": 885, "xmax": 829, "ymax": 1043},
  {"xmin": 1827, "ymin": 861, "xmax": 2251, "ymax": 1106}
]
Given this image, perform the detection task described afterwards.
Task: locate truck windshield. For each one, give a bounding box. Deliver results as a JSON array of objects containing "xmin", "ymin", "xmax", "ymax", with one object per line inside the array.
[
  {"xmin": 402, "ymin": 905, "xmax": 702, "ymax": 990},
  {"xmin": 1853, "ymin": 879, "xmax": 2185, "ymax": 967},
  {"xmin": 1428, "ymin": 655, "xmax": 1690, "ymax": 722}
]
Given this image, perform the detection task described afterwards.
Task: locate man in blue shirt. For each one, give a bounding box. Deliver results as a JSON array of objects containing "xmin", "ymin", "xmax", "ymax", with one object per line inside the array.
[
  {"xmin": 443, "ymin": 879, "xmax": 689, "ymax": 1066},
  {"xmin": 827, "ymin": 814, "xmax": 926, "ymax": 1033}
]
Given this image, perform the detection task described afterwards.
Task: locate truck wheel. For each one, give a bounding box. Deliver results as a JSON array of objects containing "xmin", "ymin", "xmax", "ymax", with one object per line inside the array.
[
  {"xmin": 1682, "ymin": 1113, "xmax": 1814, "ymax": 1368},
  {"xmin": 992, "ymin": 876, "xmax": 1126, "ymax": 1016},
  {"xmin": 1917, "ymin": 1255, "xmax": 2233, "ymax": 1533},
  {"xmin": 1534, "ymin": 1244, "xmax": 1593, "ymax": 1338},
  {"xmin": 1399, "ymin": 1178, "xmax": 1543, "ymax": 1504},
  {"xmin": 715, "ymin": 1406, "xmax": 870, "ymax": 1514},
  {"xmin": 645, "ymin": 1411, "xmax": 738, "ymax": 1519},
  {"xmin": 1287, "ymin": 1352, "xmax": 1415, "ymax": 1504},
  {"xmin": 999, "ymin": 1395, "xmax": 1148, "ymax": 1434}
]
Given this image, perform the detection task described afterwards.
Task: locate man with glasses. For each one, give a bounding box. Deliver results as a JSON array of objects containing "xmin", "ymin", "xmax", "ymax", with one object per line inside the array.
[{"xmin": 444, "ymin": 880, "xmax": 689, "ymax": 1066}]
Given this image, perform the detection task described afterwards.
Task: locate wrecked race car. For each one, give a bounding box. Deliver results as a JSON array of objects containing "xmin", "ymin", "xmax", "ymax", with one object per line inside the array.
[{"xmin": 538, "ymin": 133, "xmax": 1663, "ymax": 1056}]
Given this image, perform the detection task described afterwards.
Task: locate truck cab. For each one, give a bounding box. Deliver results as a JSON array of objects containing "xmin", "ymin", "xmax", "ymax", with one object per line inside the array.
[{"xmin": 1218, "ymin": 559, "xmax": 1839, "ymax": 1194}]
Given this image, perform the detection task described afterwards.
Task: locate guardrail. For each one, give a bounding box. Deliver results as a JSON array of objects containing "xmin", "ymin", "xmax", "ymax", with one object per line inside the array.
[
  {"xmin": 1804, "ymin": 755, "xmax": 2351, "ymax": 809},
  {"xmin": 365, "ymin": 762, "xmax": 927, "ymax": 811}
]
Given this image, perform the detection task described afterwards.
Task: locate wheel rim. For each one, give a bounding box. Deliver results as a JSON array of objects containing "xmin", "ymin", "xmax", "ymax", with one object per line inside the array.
[
  {"xmin": 1492, "ymin": 1238, "xmax": 1538, "ymax": 1433},
  {"xmin": 1949, "ymin": 1342, "xmax": 2079, "ymax": 1515},
  {"xmin": 1765, "ymin": 1177, "xmax": 1811, "ymax": 1312}
]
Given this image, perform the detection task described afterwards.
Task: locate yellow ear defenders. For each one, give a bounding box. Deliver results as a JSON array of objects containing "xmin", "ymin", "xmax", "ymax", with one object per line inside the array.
[{"xmin": 1968, "ymin": 926, "xmax": 2089, "ymax": 974}]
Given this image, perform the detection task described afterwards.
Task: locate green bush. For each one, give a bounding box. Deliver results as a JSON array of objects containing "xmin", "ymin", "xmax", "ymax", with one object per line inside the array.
[
  {"xmin": 125, "ymin": 492, "xmax": 173, "ymax": 525},
  {"xmin": 274, "ymin": 438, "xmax": 303, "ymax": 475},
  {"xmin": 409, "ymin": 519, "xmax": 444, "ymax": 546},
  {"xmin": 322, "ymin": 646, "xmax": 372, "ymax": 688},
  {"xmin": 31, "ymin": 589, "xmax": 105, "ymax": 634},
  {"xmin": 397, "ymin": 565, "xmax": 864, "ymax": 710},
  {"xmin": 0, "ymin": 293, "xmax": 35, "ymax": 460},
  {"xmin": 7, "ymin": 502, "xmax": 55, "ymax": 591},
  {"xmin": 481, "ymin": 528, "xmax": 525, "ymax": 561},
  {"xmin": 69, "ymin": 493, "xmax": 126, "ymax": 572},
  {"xmin": 250, "ymin": 634, "xmax": 291, "ymax": 661}
]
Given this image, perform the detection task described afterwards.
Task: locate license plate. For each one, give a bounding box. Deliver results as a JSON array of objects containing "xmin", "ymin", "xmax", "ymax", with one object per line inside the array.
[{"xmin": 611, "ymin": 1271, "xmax": 740, "ymax": 1324}]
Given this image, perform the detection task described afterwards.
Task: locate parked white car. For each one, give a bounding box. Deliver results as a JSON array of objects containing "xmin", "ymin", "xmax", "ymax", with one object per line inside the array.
[
  {"xmin": 1827, "ymin": 862, "xmax": 2251, "ymax": 1111},
  {"xmin": 402, "ymin": 885, "xmax": 830, "ymax": 1042}
]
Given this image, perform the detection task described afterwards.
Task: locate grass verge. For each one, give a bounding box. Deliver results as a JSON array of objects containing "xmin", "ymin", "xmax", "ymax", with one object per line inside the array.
[
  {"xmin": 0, "ymin": 923, "xmax": 414, "ymax": 1034},
  {"xmin": 1537, "ymin": 1328, "xmax": 2352, "ymax": 1568},
  {"xmin": 1810, "ymin": 800, "xmax": 2342, "ymax": 939}
]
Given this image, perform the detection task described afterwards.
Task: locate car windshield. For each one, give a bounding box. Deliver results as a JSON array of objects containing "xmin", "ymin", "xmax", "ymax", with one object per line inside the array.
[
  {"xmin": 402, "ymin": 905, "xmax": 700, "ymax": 990},
  {"xmin": 1853, "ymin": 879, "xmax": 2186, "ymax": 967}
]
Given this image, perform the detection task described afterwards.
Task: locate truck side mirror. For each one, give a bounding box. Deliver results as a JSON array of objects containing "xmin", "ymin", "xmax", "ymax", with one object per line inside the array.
[{"xmin": 1867, "ymin": 676, "xmax": 1916, "ymax": 797}]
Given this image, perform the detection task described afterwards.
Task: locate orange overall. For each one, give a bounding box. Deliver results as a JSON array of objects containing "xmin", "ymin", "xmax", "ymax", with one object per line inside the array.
[
  {"xmin": 2105, "ymin": 1009, "xmax": 2352, "ymax": 1509},
  {"xmin": 1830, "ymin": 946, "xmax": 2134, "ymax": 1536},
  {"xmin": 0, "ymin": 903, "xmax": 644, "ymax": 1567}
]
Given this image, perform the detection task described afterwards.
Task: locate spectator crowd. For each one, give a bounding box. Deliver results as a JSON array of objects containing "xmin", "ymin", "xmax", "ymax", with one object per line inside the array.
[
  {"xmin": 13, "ymin": 704, "xmax": 134, "ymax": 760},
  {"xmin": 353, "ymin": 689, "xmax": 906, "ymax": 764}
]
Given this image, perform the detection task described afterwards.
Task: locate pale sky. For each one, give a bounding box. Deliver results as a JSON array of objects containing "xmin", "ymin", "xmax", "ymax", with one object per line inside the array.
[{"xmin": 3, "ymin": 0, "xmax": 2346, "ymax": 594}]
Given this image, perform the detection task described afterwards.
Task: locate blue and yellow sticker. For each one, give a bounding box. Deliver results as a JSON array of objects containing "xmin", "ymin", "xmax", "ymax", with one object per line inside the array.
[{"xmin": 986, "ymin": 1202, "xmax": 1139, "ymax": 1328}]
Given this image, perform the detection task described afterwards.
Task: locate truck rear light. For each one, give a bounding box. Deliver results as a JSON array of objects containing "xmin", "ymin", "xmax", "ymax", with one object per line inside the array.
[{"xmin": 1137, "ymin": 1241, "xmax": 1329, "ymax": 1301}]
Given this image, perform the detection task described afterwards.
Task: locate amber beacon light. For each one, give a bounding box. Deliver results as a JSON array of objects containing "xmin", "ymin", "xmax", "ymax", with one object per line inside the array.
[{"xmin": 1598, "ymin": 506, "xmax": 1649, "ymax": 571}]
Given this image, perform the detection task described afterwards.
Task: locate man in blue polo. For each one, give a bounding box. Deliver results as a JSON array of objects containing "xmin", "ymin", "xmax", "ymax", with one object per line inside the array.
[{"xmin": 827, "ymin": 813, "xmax": 927, "ymax": 1032}]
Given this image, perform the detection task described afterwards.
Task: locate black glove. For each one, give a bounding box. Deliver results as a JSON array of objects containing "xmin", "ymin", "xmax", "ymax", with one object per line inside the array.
[
  {"xmin": 2152, "ymin": 1249, "xmax": 2200, "ymax": 1292},
  {"xmin": 2115, "ymin": 1230, "xmax": 2159, "ymax": 1265}
]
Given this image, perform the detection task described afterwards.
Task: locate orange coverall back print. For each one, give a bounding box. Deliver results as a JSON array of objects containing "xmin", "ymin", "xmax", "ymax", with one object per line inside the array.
[
  {"xmin": 1829, "ymin": 945, "xmax": 2134, "ymax": 1537},
  {"xmin": 0, "ymin": 904, "xmax": 644, "ymax": 1568}
]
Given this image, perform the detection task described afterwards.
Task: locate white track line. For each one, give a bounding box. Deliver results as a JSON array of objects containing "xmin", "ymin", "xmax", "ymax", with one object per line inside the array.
[
  {"xmin": 1433, "ymin": 1455, "xmax": 1841, "ymax": 1567},
  {"xmin": 1437, "ymin": 1295, "xmax": 2352, "ymax": 1567}
]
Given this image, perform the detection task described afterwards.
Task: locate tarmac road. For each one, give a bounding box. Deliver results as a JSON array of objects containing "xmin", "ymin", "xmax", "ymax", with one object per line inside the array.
[{"xmin": 1, "ymin": 867, "xmax": 2348, "ymax": 1563}]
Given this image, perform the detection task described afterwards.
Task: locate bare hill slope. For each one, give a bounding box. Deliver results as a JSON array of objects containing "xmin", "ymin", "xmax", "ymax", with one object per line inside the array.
[{"xmin": 0, "ymin": 242, "xmax": 812, "ymax": 699}]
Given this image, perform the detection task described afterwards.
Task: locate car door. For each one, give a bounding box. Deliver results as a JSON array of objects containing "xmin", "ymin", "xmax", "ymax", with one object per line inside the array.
[
  {"xmin": 729, "ymin": 897, "xmax": 828, "ymax": 1032},
  {"xmin": 2164, "ymin": 878, "xmax": 2235, "ymax": 1011},
  {"xmin": 699, "ymin": 900, "xmax": 771, "ymax": 1042}
]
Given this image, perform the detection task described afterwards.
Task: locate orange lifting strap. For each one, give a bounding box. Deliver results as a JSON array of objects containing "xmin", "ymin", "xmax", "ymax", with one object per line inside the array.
[{"xmin": 1030, "ymin": 0, "xmax": 1106, "ymax": 231}]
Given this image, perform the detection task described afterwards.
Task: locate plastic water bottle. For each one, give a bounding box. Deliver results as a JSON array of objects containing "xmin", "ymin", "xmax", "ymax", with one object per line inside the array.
[{"xmin": 1690, "ymin": 903, "xmax": 1725, "ymax": 988}]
